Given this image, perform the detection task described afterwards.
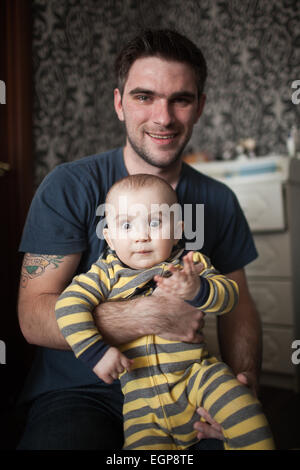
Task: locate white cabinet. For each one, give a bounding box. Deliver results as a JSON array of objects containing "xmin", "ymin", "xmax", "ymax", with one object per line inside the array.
[
  {"xmin": 191, "ymin": 156, "xmax": 300, "ymax": 391},
  {"xmin": 229, "ymin": 180, "xmax": 286, "ymax": 231}
]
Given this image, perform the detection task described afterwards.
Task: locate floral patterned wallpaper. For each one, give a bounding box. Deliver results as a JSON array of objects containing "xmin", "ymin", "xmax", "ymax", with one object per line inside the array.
[{"xmin": 32, "ymin": 0, "xmax": 300, "ymax": 185}]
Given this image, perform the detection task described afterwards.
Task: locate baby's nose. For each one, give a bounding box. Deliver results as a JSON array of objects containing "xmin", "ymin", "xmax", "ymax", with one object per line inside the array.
[{"xmin": 134, "ymin": 224, "xmax": 151, "ymax": 241}]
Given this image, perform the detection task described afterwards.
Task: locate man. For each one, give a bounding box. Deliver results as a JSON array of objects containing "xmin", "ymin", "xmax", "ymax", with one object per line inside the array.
[{"xmin": 17, "ymin": 29, "xmax": 261, "ymax": 450}]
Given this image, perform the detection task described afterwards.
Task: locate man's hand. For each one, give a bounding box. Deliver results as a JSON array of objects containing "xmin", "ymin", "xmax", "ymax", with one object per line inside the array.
[
  {"xmin": 193, "ymin": 407, "xmax": 224, "ymax": 441},
  {"xmin": 236, "ymin": 371, "xmax": 258, "ymax": 397},
  {"xmin": 151, "ymin": 287, "xmax": 205, "ymax": 343},
  {"xmin": 193, "ymin": 371, "xmax": 256, "ymax": 441}
]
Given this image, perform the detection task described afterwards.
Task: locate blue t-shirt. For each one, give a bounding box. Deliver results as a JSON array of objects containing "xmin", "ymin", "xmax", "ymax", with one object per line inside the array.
[{"xmin": 19, "ymin": 147, "xmax": 257, "ymax": 402}]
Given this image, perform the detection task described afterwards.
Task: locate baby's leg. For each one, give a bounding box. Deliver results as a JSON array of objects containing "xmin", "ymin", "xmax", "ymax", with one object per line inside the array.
[
  {"xmin": 123, "ymin": 411, "xmax": 178, "ymax": 450},
  {"xmin": 191, "ymin": 359, "xmax": 275, "ymax": 450}
]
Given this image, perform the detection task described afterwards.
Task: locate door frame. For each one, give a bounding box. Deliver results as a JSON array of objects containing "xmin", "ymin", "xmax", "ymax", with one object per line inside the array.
[
  {"xmin": 1, "ymin": 0, "xmax": 33, "ymax": 224},
  {"xmin": 0, "ymin": 0, "xmax": 34, "ymax": 448}
]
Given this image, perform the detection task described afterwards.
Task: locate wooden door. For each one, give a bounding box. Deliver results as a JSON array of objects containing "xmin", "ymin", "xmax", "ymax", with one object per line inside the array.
[{"xmin": 0, "ymin": 0, "xmax": 34, "ymax": 448}]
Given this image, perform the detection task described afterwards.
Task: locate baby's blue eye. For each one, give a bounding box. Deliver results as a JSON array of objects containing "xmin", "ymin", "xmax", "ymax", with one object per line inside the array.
[
  {"xmin": 121, "ymin": 222, "xmax": 131, "ymax": 230},
  {"xmin": 150, "ymin": 219, "xmax": 160, "ymax": 228}
]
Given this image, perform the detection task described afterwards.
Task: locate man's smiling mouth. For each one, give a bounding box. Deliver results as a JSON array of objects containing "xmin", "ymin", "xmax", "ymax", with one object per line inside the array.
[
  {"xmin": 146, "ymin": 132, "xmax": 178, "ymax": 139},
  {"xmin": 145, "ymin": 132, "xmax": 179, "ymax": 145}
]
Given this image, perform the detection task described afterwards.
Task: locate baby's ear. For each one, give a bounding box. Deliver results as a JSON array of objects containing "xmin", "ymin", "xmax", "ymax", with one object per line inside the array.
[
  {"xmin": 174, "ymin": 220, "xmax": 184, "ymax": 243},
  {"xmin": 103, "ymin": 228, "xmax": 115, "ymax": 250}
]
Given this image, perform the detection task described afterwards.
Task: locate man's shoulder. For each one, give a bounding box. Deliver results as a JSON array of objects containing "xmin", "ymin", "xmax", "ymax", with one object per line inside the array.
[
  {"xmin": 38, "ymin": 148, "xmax": 124, "ymax": 196},
  {"xmin": 183, "ymin": 162, "xmax": 229, "ymax": 187},
  {"xmin": 181, "ymin": 162, "xmax": 236, "ymax": 200},
  {"xmin": 54, "ymin": 147, "xmax": 122, "ymax": 176}
]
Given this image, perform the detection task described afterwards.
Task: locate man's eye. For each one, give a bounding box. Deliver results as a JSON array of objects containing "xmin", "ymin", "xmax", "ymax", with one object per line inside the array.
[
  {"xmin": 136, "ymin": 95, "xmax": 149, "ymax": 102},
  {"xmin": 149, "ymin": 219, "xmax": 160, "ymax": 228},
  {"xmin": 173, "ymin": 97, "xmax": 190, "ymax": 105},
  {"xmin": 121, "ymin": 222, "xmax": 131, "ymax": 230}
]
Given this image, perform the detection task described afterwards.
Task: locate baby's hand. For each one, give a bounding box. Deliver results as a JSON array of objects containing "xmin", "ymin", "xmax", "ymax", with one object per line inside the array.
[
  {"xmin": 154, "ymin": 251, "xmax": 203, "ymax": 301},
  {"xmin": 92, "ymin": 346, "xmax": 133, "ymax": 384}
]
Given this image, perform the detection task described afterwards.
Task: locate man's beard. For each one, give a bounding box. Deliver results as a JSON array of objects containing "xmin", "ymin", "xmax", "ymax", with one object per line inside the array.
[{"xmin": 126, "ymin": 128, "xmax": 190, "ymax": 169}]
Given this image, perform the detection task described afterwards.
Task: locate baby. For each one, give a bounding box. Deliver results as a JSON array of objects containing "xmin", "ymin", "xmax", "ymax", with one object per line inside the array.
[{"xmin": 55, "ymin": 174, "xmax": 274, "ymax": 450}]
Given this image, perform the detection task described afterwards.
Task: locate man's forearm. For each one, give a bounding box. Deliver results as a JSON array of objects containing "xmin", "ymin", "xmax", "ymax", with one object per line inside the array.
[
  {"xmin": 93, "ymin": 296, "xmax": 158, "ymax": 345},
  {"xmin": 94, "ymin": 292, "xmax": 205, "ymax": 346},
  {"xmin": 18, "ymin": 293, "xmax": 70, "ymax": 350},
  {"xmin": 217, "ymin": 269, "xmax": 262, "ymax": 391},
  {"xmin": 19, "ymin": 287, "xmax": 204, "ymax": 350},
  {"xmin": 217, "ymin": 300, "xmax": 262, "ymax": 378}
]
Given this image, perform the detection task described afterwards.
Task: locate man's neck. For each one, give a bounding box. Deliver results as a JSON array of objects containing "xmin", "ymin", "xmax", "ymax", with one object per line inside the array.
[{"xmin": 123, "ymin": 145, "xmax": 182, "ymax": 189}]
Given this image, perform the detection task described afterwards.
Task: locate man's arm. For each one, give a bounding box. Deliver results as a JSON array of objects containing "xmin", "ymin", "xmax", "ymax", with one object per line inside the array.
[
  {"xmin": 93, "ymin": 292, "xmax": 204, "ymax": 346},
  {"xmin": 18, "ymin": 253, "xmax": 82, "ymax": 349},
  {"xmin": 18, "ymin": 253, "xmax": 204, "ymax": 349},
  {"xmin": 217, "ymin": 268, "xmax": 262, "ymax": 394}
]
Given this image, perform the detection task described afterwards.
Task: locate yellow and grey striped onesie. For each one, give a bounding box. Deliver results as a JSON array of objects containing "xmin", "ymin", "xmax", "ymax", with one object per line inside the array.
[{"xmin": 55, "ymin": 249, "xmax": 275, "ymax": 450}]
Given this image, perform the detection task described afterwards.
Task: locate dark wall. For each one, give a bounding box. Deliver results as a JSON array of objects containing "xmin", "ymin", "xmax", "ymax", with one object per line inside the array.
[{"xmin": 32, "ymin": 0, "xmax": 300, "ymax": 185}]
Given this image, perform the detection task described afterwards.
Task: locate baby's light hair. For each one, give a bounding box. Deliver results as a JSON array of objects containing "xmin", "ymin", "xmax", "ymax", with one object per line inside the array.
[{"xmin": 105, "ymin": 174, "xmax": 178, "ymax": 210}]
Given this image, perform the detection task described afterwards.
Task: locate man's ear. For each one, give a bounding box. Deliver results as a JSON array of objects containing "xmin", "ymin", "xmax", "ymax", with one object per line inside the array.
[
  {"xmin": 103, "ymin": 228, "xmax": 115, "ymax": 250},
  {"xmin": 174, "ymin": 221, "xmax": 184, "ymax": 244},
  {"xmin": 114, "ymin": 88, "xmax": 124, "ymax": 122}
]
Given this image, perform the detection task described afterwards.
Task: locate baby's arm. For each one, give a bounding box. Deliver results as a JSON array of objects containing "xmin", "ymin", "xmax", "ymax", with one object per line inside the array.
[
  {"xmin": 55, "ymin": 260, "xmax": 112, "ymax": 369},
  {"xmin": 93, "ymin": 346, "xmax": 133, "ymax": 383},
  {"xmin": 154, "ymin": 251, "xmax": 239, "ymax": 315}
]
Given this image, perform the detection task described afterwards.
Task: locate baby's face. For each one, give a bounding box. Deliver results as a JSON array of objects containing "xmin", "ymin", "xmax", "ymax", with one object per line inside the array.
[{"xmin": 103, "ymin": 185, "xmax": 182, "ymax": 269}]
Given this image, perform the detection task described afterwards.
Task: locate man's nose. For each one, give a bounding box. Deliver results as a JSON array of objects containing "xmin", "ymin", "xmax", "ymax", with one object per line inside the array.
[{"xmin": 152, "ymin": 99, "xmax": 174, "ymax": 128}]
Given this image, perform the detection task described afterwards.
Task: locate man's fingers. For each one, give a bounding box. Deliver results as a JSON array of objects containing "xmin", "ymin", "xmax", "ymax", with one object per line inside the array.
[
  {"xmin": 236, "ymin": 371, "xmax": 257, "ymax": 397},
  {"xmin": 194, "ymin": 407, "xmax": 224, "ymax": 441},
  {"xmin": 185, "ymin": 313, "xmax": 205, "ymax": 343},
  {"xmin": 160, "ymin": 328, "xmax": 204, "ymax": 343},
  {"xmin": 180, "ymin": 325, "xmax": 204, "ymax": 343},
  {"xmin": 193, "ymin": 421, "xmax": 225, "ymax": 441},
  {"xmin": 236, "ymin": 372, "xmax": 248, "ymax": 386},
  {"xmin": 196, "ymin": 407, "xmax": 222, "ymax": 431}
]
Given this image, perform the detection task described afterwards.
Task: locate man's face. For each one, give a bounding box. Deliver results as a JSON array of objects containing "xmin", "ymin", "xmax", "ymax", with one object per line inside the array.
[{"xmin": 114, "ymin": 56, "xmax": 205, "ymax": 169}]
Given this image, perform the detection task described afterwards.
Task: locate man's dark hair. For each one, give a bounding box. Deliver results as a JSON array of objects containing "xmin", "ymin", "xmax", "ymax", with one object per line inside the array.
[{"xmin": 115, "ymin": 29, "xmax": 207, "ymax": 98}]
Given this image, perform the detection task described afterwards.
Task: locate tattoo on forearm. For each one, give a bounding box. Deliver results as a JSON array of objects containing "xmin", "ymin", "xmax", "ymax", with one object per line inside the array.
[{"xmin": 21, "ymin": 253, "xmax": 65, "ymax": 288}]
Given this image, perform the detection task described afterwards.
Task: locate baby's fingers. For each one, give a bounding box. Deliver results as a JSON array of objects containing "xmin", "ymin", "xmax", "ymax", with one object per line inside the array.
[
  {"xmin": 183, "ymin": 253, "xmax": 205, "ymax": 276},
  {"xmin": 193, "ymin": 262, "xmax": 204, "ymax": 275},
  {"xmin": 154, "ymin": 274, "xmax": 163, "ymax": 284},
  {"xmin": 154, "ymin": 274, "xmax": 176, "ymax": 288},
  {"xmin": 183, "ymin": 253, "xmax": 194, "ymax": 275},
  {"xmin": 120, "ymin": 354, "xmax": 134, "ymax": 373}
]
